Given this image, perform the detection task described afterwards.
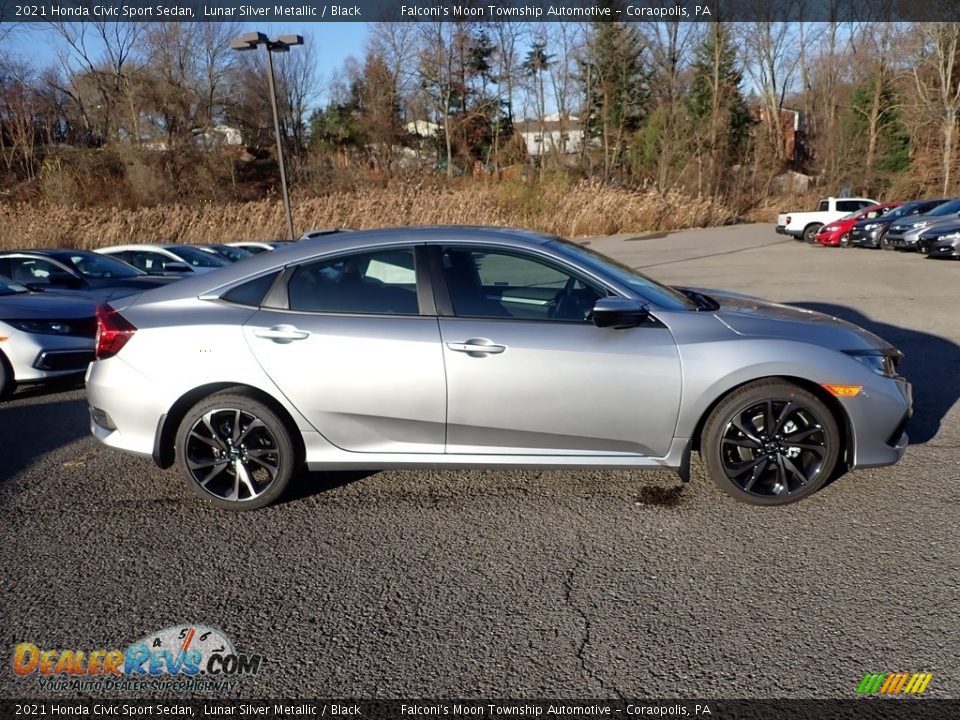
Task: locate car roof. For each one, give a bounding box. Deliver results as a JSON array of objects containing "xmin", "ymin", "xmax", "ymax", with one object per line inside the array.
[
  {"xmin": 97, "ymin": 244, "xmax": 172, "ymax": 252},
  {"xmin": 127, "ymin": 226, "xmax": 559, "ymax": 305},
  {"xmin": 0, "ymin": 248, "xmax": 99, "ymax": 256}
]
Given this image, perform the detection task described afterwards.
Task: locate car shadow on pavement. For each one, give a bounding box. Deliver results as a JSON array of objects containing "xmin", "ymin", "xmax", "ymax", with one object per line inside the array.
[
  {"xmin": 279, "ymin": 469, "xmax": 379, "ymax": 505},
  {"xmin": 0, "ymin": 394, "xmax": 89, "ymax": 486},
  {"xmin": 789, "ymin": 302, "xmax": 960, "ymax": 444}
]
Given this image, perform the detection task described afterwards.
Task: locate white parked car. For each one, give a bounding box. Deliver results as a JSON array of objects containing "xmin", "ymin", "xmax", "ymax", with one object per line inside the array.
[
  {"xmin": 226, "ymin": 241, "xmax": 295, "ymax": 255},
  {"xmin": 776, "ymin": 197, "xmax": 878, "ymax": 243},
  {"xmin": 95, "ymin": 244, "xmax": 229, "ymax": 276}
]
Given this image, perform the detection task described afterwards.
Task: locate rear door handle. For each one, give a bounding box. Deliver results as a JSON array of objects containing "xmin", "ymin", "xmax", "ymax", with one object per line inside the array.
[
  {"xmin": 254, "ymin": 325, "xmax": 310, "ymax": 343},
  {"xmin": 446, "ymin": 338, "xmax": 506, "ymax": 356}
]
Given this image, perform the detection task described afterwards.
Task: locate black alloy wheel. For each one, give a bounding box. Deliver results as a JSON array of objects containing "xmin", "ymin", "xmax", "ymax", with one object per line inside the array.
[{"xmin": 702, "ymin": 380, "xmax": 841, "ymax": 505}]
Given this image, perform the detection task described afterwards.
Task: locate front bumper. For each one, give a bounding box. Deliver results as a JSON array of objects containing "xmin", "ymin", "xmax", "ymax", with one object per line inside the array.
[
  {"xmin": 886, "ymin": 229, "xmax": 923, "ymax": 250},
  {"xmin": 849, "ymin": 228, "xmax": 881, "ymax": 246},
  {"xmin": 927, "ymin": 241, "xmax": 960, "ymax": 259},
  {"xmin": 846, "ymin": 375, "xmax": 912, "ymax": 469},
  {"xmin": 0, "ymin": 329, "xmax": 94, "ymax": 383}
]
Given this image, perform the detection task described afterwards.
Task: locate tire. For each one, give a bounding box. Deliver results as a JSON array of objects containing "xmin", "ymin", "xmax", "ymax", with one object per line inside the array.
[
  {"xmin": 0, "ymin": 351, "xmax": 15, "ymax": 400},
  {"xmin": 879, "ymin": 231, "xmax": 894, "ymax": 250},
  {"xmin": 802, "ymin": 224, "xmax": 822, "ymax": 243},
  {"xmin": 175, "ymin": 391, "xmax": 299, "ymax": 510},
  {"xmin": 701, "ymin": 380, "xmax": 841, "ymax": 506},
  {"xmin": 839, "ymin": 233, "xmax": 851, "ymax": 248}
]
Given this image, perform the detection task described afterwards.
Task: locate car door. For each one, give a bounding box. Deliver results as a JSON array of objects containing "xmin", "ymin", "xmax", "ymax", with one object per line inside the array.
[
  {"xmin": 433, "ymin": 245, "xmax": 682, "ymax": 457},
  {"xmin": 243, "ymin": 245, "xmax": 446, "ymax": 454}
]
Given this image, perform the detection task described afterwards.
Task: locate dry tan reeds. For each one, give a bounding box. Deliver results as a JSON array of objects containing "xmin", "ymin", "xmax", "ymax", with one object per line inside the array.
[{"xmin": 0, "ymin": 180, "xmax": 737, "ymax": 249}]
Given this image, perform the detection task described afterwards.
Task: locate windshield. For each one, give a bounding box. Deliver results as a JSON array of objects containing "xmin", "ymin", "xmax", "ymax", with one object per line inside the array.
[
  {"xmin": 548, "ymin": 238, "xmax": 697, "ymax": 311},
  {"xmin": 211, "ymin": 245, "xmax": 253, "ymax": 262},
  {"xmin": 165, "ymin": 246, "xmax": 229, "ymax": 268},
  {"xmin": 925, "ymin": 199, "xmax": 960, "ymax": 217},
  {"xmin": 50, "ymin": 251, "xmax": 143, "ymax": 278},
  {"xmin": 886, "ymin": 203, "xmax": 923, "ymax": 220},
  {"xmin": 0, "ymin": 274, "xmax": 29, "ymax": 295}
]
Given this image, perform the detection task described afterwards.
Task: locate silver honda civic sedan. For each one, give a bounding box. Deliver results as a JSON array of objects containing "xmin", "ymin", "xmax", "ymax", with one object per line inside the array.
[{"xmin": 85, "ymin": 227, "xmax": 912, "ymax": 509}]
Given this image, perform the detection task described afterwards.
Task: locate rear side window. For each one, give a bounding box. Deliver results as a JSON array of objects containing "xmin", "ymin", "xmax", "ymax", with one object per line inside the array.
[
  {"xmin": 222, "ymin": 272, "xmax": 280, "ymax": 307},
  {"xmin": 818, "ymin": 201, "xmax": 828, "ymax": 211},
  {"xmin": 836, "ymin": 200, "xmax": 863, "ymax": 212},
  {"xmin": 287, "ymin": 248, "xmax": 418, "ymax": 315}
]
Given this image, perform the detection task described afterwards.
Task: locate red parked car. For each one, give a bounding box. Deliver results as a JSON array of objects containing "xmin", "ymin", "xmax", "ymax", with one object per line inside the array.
[{"xmin": 814, "ymin": 202, "xmax": 903, "ymax": 247}]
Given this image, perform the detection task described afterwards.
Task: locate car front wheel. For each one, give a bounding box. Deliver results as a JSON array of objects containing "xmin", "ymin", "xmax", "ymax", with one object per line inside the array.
[
  {"xmin": 701, "ymin": 380, "xmax": 841, "ymax": 506},
  {"xmin": 175, "ymin": 392, "xmax": 298, "ymax": 510}
]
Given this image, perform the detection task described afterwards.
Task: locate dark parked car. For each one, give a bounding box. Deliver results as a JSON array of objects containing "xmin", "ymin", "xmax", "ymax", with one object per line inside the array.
[
  {"xmin": 920, "ymin": 219, "xmax": 960, "ymax": 259},
  {"xmin": 848, "ymin": 199, "xmax": 946, "ymax": 249},
  {"xmin": 196, "ymin": 244, "xmax": 255, "ymax": 263},
  {"xmin": 0, "ymin": 250, "xmax": 177, "ymax": 300},
  {"xmin": 885, "ymin": 198, "xmax": 960, "ymax": 251}
]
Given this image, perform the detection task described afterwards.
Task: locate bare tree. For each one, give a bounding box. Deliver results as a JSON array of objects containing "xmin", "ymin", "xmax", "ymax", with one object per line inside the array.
[
  {"xmin": 910, "ymin": 23, "xmax": 960, "ymax": 195},
  {"xmin": 738, "ymin": 6, "xmax": 801, "ymax": 166}
]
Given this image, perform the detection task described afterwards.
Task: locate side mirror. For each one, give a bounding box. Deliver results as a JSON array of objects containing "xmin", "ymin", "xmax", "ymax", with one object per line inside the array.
[
  {"xmin": 163, "ymin": 261, "xmax": 192, "ymax": 274},
  {"xmin": 590, "ymin": 297, "xmax": 651, "ymax": 329}
]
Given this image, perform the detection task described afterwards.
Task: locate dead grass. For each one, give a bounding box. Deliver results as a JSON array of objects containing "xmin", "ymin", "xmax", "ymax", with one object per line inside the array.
[{"xmin": 0, "ymin": 180, "xmax": 738, "ymax": 250}]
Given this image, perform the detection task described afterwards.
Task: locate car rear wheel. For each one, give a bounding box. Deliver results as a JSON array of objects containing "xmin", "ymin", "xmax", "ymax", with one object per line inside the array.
[
  {"xmin": 701, "ymin": 380, "xmax": 841, "ymax": 506},
  {"xmin": 175, "ymin": 392, "xmax": 298, "ymax": 510},
  {"xmin": 802, "ymin": 224, "xmax": 822, "ymax": 243}
]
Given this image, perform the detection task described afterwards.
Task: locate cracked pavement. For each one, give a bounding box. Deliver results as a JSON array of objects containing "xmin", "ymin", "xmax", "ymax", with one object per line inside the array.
[{"xmin": 1, "ymin": 224, "xmax": 957, "ymax": 698}]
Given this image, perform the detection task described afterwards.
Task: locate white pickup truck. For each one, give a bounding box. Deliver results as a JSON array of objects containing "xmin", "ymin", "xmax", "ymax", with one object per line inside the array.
[{"xmin": 776, "ymin": 196, "xmax": 878, "ymax": 242}]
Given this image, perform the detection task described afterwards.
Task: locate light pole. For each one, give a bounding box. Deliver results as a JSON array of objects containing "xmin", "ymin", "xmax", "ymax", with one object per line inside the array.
[{"xmin": 231, "ymin": 32, "xmax": 303, "ymax": 241}]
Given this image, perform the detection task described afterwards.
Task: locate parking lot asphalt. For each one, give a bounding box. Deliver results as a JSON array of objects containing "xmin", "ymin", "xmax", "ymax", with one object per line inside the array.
[{"xmin": 1, "ymin": 224, "xmax": 957, "ymax": 699}]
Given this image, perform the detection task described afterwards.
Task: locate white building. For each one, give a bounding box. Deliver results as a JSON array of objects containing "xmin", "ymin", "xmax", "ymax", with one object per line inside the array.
[{"xmin": 514, "ymin": 113, "xmax": 584, "ymax": 157}]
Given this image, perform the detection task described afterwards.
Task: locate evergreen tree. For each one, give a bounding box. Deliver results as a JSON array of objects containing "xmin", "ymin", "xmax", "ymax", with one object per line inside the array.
[
  {"xmin": 686, "ymin": 23, "xmax": 752, "ymax": 195},
  {"xmin": 580, "ymin": 21, "xmax": 650, "ymax": 178}
]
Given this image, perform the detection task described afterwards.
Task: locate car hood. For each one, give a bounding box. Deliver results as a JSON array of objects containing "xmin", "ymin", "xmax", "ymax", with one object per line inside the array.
[
  {"xmin": 890, "ymin": 214, "xmax": 958, "ymax": 233},
  {"xmin": 694, "ymin": 289, "xmax": 895, "ymax": 354},
  {"xmin": 0, "ymin": 292, "xmax": 97, "ymax": 319},
  {"xmin": 852, "ymin": 216, "xmax": 892, "ymax": 229},
  {"xmin": 921, "ymin": 218, "xmax": 960, "ymax": 236}
]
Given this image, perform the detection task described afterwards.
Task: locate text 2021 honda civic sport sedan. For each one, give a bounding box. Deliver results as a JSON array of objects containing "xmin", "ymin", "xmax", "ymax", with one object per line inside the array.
[{"xmin": 85, "ymin": 227, "xmax": 912, "ymax": 509}]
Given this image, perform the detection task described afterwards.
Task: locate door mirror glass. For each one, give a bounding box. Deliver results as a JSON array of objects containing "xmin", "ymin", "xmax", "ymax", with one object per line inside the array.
[
  {"xmin": 163, "ymin": 261, "xmax": 192, "ymax": 274},
  {"xmin": 590, "ymin": 297, "xmax": 650, "ymax": 329}
]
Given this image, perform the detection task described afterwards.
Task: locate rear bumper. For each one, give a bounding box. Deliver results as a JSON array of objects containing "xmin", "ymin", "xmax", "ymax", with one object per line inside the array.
[{"xmin": 775, "ymin": 225, "xmax": 800, "ymax": 238}]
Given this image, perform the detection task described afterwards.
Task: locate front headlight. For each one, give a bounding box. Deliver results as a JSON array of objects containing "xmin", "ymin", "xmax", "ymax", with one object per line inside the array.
[
  {"xmin": 911, "ymin": 220, "xmax": 930, "ymax": 229},
  {"xmin": 939, "ymin": 231, "xmax": 960, "ymax": 241},
  {"xmin": 4, "ymin": 319, "xmax": 73, "ymax": 335},
  {"xmin": 845, "ymin": 350, "xmax": 900, "ymax": 378},
  {"xmin": 862, "ymin": 222, "xmax": 880, "ymax": 231}
]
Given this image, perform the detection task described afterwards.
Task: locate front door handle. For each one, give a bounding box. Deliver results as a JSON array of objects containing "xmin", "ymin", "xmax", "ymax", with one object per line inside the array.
[
  {"xmin": 446, "ymin": 338, "xmax": 507, "ymax": 356},
  {"xmin": 254, "ymin": 325, "xmax": 310, "ymax": 343}
]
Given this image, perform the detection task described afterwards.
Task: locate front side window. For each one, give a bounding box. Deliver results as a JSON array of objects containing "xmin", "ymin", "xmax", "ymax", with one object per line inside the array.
[
  {"xmin": 287, "ymin": 248, "xmax": 418, "ymax": 315},
  {"xmin": 441, "ymin": 247, "xmax": 604, "ymax": 321}
]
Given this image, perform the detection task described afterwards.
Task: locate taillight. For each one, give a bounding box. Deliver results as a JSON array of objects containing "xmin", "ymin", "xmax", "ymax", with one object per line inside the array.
[
  {"xmin": 786, "ymin": 216, "xmax": 792, "ymax": 224},
  {"xmin": 95, "ymin": 304, "xmax": 137, "ymax": 360}
]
